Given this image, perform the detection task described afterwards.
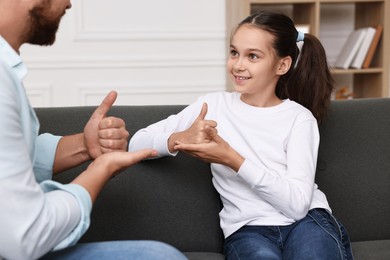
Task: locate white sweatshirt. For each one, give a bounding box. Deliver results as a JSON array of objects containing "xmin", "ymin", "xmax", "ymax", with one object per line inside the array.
[{"xmin": 129, "ymin": 91, "xmax": 331, "ymax": 238}]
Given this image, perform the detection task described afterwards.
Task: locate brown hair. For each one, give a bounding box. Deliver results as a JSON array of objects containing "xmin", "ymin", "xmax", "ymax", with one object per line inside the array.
[{"xmin": 234, "ymin": 10, "xmax": 334, "ymax": 122}]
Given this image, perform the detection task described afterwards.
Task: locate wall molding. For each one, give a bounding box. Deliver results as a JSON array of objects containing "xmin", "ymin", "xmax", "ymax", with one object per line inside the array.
[
  {"xmin": 24, "ymin": 58, "xmax": 225, "ymax": 69},
  {"xmin": 74, "ymin": 1, "xmax": 225, "ymax": 42},
  {"xmin": 78, "ymin": 83, "xmax": 224, "ymax": 105},
  {"xmin": 25, "ymin": 84, "xmax": 53, "ymax": 107}
]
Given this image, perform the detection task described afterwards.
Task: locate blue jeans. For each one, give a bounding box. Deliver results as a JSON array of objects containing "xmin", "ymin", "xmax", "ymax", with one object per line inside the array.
[
  {"xmin": 224, "ymin": 208, "xmax": 354, "ymax": 260},
  {"xmin": 40, "ymin": 240, "xmax": 188, "ymax": 260}
]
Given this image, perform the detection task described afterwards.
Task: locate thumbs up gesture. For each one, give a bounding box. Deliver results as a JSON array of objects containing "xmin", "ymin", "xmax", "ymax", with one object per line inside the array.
[
  {"xmin": 188, "ymin": 103, "xmax": 218, "ymax": 143},
  {"xmin": 167, "ymin": 103, "xmax": 217, "ymax": 153},
  {"xmin": 174, "ymin": 116, "xmax": 244, "ymax": 172},
  {"xmin": 83, "ymin": 91, "xmax": 129, "ymax": 159}
]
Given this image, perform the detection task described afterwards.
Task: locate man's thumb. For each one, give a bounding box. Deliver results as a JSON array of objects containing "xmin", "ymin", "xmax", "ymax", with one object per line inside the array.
[{"xmin": 91, "ymin": 90, "xmax": 117, "ymax": 119}]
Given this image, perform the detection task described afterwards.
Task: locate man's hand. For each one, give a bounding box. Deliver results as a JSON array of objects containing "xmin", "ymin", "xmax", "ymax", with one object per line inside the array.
[
  {"xmin": 84, "ymin": 91, "xmax": 129, "ymax": 159},
  {"xmin": 72, "ymin": 148, "xmax": 158, "ymax": 203}
]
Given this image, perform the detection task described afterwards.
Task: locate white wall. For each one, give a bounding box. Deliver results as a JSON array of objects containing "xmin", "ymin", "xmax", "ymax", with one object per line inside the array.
[
  {"xmin": 21, "ymin": 1, "xmax": 388, "ymax": 107},
  {"xmin": 21, "ymin": 0, "xmax": 227, "ymax": 107}
]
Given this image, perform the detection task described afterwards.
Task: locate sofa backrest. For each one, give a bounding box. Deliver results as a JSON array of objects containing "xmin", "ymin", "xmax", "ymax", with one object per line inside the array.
[
  {"xmin": 36, "ymin": 105, "xmax": 225, "ymax": 253},
  {"xmin": 35, "ymin": 98, "xmax": 390, "ymax": 252},
  {"xmin": 316, "ymin": 98, "xmax": 390, "ymax": 242}
]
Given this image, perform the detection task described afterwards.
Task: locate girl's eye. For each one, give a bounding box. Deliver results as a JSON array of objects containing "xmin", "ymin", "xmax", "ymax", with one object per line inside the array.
[
  {"xmin": 249, "ymin": 53, "xmax": 258, "ymax": 60},
  {"xmin": 230, "ymin": 50, "xmax": 238, "ymax": 57}
]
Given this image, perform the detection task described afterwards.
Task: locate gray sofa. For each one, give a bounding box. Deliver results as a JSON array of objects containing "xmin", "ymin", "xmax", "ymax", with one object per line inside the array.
[{"xmin": 35, "ymin": 98, "xmax": 390, "ymax": 260}]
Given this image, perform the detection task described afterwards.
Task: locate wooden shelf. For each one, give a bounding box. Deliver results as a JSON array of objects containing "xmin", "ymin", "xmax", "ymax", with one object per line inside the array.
[
  {"xmin": 226, "ymin": 0, "xmax": 389, "ymax": 98},
  {"xmin": 332, "ymin": 68, "xmax": 383, "ymax": 74}
]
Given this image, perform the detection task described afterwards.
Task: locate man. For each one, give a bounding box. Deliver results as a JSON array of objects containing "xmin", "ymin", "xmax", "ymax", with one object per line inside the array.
[{"xmin": 0, "ymin": 1, "xmax": 187, "ymax": 259}]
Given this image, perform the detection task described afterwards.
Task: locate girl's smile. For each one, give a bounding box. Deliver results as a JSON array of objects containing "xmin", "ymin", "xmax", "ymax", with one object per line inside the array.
[{"xmin": 227, "ymin": 24, "xmax": 288, "ymax": 107}]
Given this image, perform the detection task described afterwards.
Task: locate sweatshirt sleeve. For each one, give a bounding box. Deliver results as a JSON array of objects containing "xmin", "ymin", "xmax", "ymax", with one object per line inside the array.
[
  {"xmin": 129, "ymin": 97, "xmax": 205, "ymax": 156},
  {"xmin": 236, "ymin": 119, "xmax": 319, "ymax": 220}
]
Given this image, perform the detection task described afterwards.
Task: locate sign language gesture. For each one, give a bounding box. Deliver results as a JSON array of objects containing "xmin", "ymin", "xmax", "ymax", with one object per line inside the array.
[
  {"xmin": 168, "ymin": 103, "xmax": 217, "ymax": 153},
  {"xmin": 73, "ymin": 148, "xmax": 157, "ymax": 202},
  {"xmin": 172, "ymin": 105, "xmax": 244, "ymax": 172},
  {"xmin": 84, "ymin": 91, "xmax": 129, "ymax": 159}
]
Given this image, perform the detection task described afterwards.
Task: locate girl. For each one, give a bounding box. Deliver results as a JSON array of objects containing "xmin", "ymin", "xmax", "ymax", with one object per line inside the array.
[{"xmin": 129, "ymin": 10, "xmax": 353, "ymax": 260}]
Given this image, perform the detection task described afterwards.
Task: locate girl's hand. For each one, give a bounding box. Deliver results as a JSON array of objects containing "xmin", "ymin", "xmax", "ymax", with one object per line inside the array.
[
  {"xmin": 168, "ymin": 103, "xmax": 217, "ymax": 152},
  {"xmin": 174, "ymin": 126, "xmax": 244, "ymax": 172}
]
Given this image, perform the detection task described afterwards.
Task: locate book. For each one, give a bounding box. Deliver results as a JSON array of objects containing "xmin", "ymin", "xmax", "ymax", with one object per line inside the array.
[
  {"xmin": 362, "ymin": 25, "xmax": 383, "ymax": 69},
  {"xmin": 350, "ymin": 27, "xmax": 376, "ymax": 69},
  {"xmin": 334, "ymin": 28, "xmax": 368, "ymax": 69}
]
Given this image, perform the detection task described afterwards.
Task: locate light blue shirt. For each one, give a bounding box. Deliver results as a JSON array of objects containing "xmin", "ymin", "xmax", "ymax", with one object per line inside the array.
[{"xmin": 0, "ymin": 36, "xmax": 92, "ymax": 260}]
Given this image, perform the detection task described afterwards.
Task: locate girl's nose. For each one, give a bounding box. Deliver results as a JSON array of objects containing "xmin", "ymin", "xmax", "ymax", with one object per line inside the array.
[{"xmin": 233, "ymin": 59, "xmax": 245, "ymax": 71}]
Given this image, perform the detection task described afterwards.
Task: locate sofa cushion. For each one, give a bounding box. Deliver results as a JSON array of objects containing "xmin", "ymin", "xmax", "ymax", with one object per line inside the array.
[
  {"xmin": 36, "ymin": 105, "xmax": 225, "ymax": 254},
  {"xmin": 35, "ymin": 99, "xmax": 390, "ymax": 258},
  {"xmin": 352, "ymin": 240, "xmax": 390, "ymax": 260},
  {"xmin": 184, "ymin": 252, "xmax": 225, "ymax": 260},
  {"xmin": 316, "ymin": 98, "xmax": 390, "ymax": 242}
]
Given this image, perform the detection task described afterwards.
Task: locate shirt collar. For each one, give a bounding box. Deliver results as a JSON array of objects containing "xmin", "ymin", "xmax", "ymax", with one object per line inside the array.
[{"xmin": 0, "ymin": 35, "xmax": 28, "ymax": 80}]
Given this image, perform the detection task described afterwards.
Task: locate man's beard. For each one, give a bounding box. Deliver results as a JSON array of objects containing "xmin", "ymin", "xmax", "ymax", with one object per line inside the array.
[{"xmin": 25, "ymin": 3, "xmax": 64, "ymax": 46}]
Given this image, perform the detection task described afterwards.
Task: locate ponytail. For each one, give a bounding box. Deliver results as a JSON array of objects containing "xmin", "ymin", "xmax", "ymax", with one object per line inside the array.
[{"xmin": 283, "ymin": 34, "xmax": 334, "ymax": 122}]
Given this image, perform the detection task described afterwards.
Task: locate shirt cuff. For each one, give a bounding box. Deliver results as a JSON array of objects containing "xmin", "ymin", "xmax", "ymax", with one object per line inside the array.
[
  {"xmin": 33, "ymin": 133, "xmax": 61, "ymax": 183},
  {"xmin": 154, "ymin": 132, "xmax": 178, "ymax": 157},
  {"xmin": 40, "ymin": 181, "xmax": 92, "ymax": 250}
]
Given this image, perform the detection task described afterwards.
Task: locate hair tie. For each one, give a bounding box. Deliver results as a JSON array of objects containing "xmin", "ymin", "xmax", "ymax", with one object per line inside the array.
[{"xmin": 296, "ymin": 31, "xmax": 305, "ymax": 42}]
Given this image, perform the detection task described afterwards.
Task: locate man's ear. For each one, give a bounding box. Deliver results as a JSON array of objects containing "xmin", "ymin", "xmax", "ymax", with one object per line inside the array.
[{"xmin": 276, "ymin": 56, "xmax": 292, "ymax": 75}]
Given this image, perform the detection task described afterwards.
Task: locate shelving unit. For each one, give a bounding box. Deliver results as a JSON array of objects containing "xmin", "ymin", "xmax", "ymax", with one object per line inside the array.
[{"xmin": 226, "ymin": 0, "xmax": 389, "ymax": 98}]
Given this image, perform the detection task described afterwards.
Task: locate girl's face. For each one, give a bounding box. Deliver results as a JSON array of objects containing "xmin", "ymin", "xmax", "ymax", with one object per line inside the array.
[{"xmin": 227, "ymin": 24, "xmax": 290, "ymax": 106}]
